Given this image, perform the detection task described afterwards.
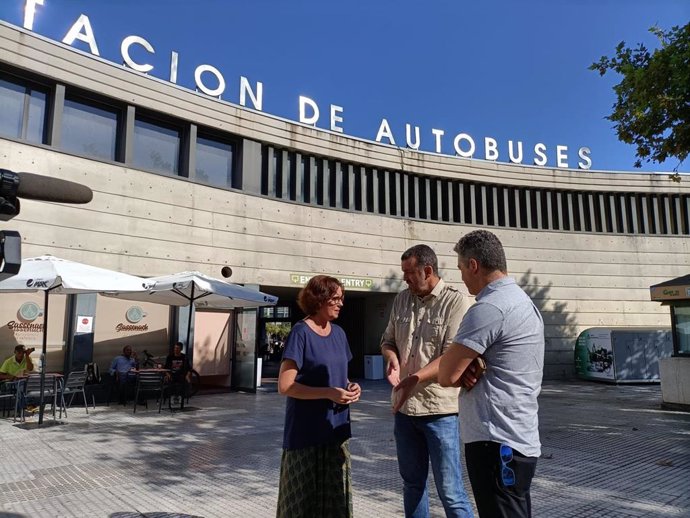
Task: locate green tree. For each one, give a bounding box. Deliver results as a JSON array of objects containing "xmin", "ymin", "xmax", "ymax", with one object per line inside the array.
[
  {"xmin": 266, "ymin": 322, "xmax": 291, "ymax": 341},
  {"xmin": 590, "ymin": 23, "xmax": 690, "ymax": 172}
]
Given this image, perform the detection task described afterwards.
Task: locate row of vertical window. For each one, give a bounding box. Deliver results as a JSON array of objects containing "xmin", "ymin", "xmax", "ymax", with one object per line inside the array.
[
  {"xmin": 2, "ymin": 66, "xmax": 688, "ymax": 237},
  {"xmin": 0, "ymin": 71, "xmax": 237, "ymax": 190},
  {"xmin": 260, "ymin": 145, "xmax": 690, "ymax": 236}
]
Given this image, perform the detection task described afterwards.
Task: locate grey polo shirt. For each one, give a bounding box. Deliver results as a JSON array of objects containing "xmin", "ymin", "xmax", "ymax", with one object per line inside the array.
[{"xmin": 453, "ymin": 276, "xmax": 544, "ymax": 457}]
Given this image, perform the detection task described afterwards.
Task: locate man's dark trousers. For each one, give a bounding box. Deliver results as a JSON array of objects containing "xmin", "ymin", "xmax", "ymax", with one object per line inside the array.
[{"xmin": 465, "ymin": 441, "xmax": 538, "ymax": 518}]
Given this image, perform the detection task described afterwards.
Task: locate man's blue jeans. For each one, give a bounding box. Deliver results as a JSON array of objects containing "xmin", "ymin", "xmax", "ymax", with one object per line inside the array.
[{"xmin": 394, "ymin": 412, "xmax": 474, "ymax": 518}]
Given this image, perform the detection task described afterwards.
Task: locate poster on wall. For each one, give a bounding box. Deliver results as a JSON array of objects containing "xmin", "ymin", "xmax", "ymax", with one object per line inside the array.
[
  {"xmin": 76, "ymin": 316, "xmax": 93, "ymax": 333},
  {"xmin": 575, "ymin": 329, "xmax": 615, "ymax": 380}
]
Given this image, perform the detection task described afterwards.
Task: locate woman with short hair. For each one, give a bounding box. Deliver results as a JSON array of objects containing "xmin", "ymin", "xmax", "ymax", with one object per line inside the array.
[{"xmin": 276, "ymin": 275, "xmax": 361, "ymax": 518}]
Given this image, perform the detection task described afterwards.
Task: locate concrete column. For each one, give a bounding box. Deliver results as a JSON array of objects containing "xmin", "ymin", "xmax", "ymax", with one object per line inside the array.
[
  {"xmin": 63, "ymin": 293, "xmax": 97, "ymax": 374},
  {"xmin": 240, "ymin": 138, "xmax": 263, "ymax": 194}
]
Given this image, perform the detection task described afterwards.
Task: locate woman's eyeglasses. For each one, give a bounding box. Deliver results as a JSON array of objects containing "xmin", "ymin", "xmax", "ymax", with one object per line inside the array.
[
  {"xmin": 328, "ymin": 296, "xmax": 345, "ymax": 305},
  {"xmin": 500, "ymin": 444, "xmax": 515, "ymax": 486}
]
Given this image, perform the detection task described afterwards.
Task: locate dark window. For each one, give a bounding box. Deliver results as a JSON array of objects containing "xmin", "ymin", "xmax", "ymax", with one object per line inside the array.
[
  {"xmin": 0, "ymin": 76, "xmax": 47, "ymax": 144},
  {"xmin": 315, "ymin": 159, "xmax": 325, "ymax": 206},
  {"xmin": 486, "ymin": 186, "xmax": 495, "ymax": 226},
  {"xmin": 613, "ymin": 194, "xmax": 624, "ymax": 233},
  {"xmin": 681, "ymin": 196, "xmax": 690, "ymax": 235},
  {"xmin": 516, "ymin": 189, "xmax": 526, "ymax": 228},
  {"xmin": 657, "ymin": 195, "xmax": 669, "ymax": 234},
  {"xmin": 342, "ymin": 163, "xmax": 351, "ymax": 209},
  {"xmin": 299, "ymin": 156, "xmax": 308, "ymax": 203},
  {"xmin": 430, "ymin": 179, "xmax": 439, "ymax": 221},
  {"xmin": 571, "ymin": 193, "xmax": 582, "ymax": 232},
  {"xmin": 377, "ymin": 170, "xmax": 387, "ymax": 214},
  {"xmin": 61, "ymin": 97, "xmax": 119, "ymax": 161},
  {"xmin": 328, "ymin": 162, "xmax": 337, "ymax": 208},
  {"xmin": 496, "ymin": 187, "xmax": 506, "ymax": 227},
  {"xmin": 451, "ymin": 182, "xmax": 461, "ymax": 223},
  {"xmin": 440, "ymin": 180, "xmax": 450, "ymax": 222},
  {"xmin": 474, "ymin": 185, "xmax": 484, "ymax": 225},
  {"xmin": 581, "ymin": 194, "xmax": 593, "ymax": 232},
  {"xmin": 560, "ymin": 193, "xmax": 571, "ymax": 231},
  {"xmin": 550, "ymin": 192, "xmax": 560, "ymax": 230},
  {"xmin": 353, "ymin": 167, "xmax": 363, "ymax": 211},
  {"xmin": 418, "ymin": 178, "xmax": 428, "ymax": 219},
  {"xmin": 365, "ymin": 169, "xmax": 374, "ymax": 212},
  {"xmin": 538, "ymin": 191, "xmax": 549, "ymax": 229},
  {"xmin": 529, "ymin": 190, "xmax": 539, "ymax": 229},
  {"xmin": 196, "ymin": 134, "xmax": 234, "ymax": 189},
  {"xmin": 463, "ymin": 183, "xmax": 473, "ymax": 223},
  {"xmin": 407, "ymin": 177, "xmax": 417, "ymax": 219},
  {"xmin": 286, "ymin": 153, "xmax": 296, "ymax": 201},
  {"xmin": 133, "ymin": 117, "xmax": 181, "ymax": 175}
]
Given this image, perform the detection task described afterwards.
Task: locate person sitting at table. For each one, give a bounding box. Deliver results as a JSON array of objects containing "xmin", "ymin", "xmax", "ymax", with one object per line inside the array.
[
  {"xmin": 0, "ymin": 345, "xmax": 35, "ymax": 380},
  {"xmin": 164, "ymin": 341, "xmax": 191, "ymax": 407},
  {"xmin": 109, "ymin": 345, "xmax": 138, "ymax": 404}
]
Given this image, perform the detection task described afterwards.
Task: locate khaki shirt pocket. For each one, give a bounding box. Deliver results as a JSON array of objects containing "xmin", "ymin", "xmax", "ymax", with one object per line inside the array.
[
  {"xmin": 421, "ymin": 317, "xmax": 446, "ymax": 356},
  {"xmin": 394, "ymin": 316, "xmax": 412, "ymax": 340}
]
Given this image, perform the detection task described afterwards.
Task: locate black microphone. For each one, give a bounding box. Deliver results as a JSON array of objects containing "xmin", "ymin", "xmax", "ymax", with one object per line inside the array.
[{"xmin": 2, "ymin": 170, "xmax": 93, "ymax": 203}]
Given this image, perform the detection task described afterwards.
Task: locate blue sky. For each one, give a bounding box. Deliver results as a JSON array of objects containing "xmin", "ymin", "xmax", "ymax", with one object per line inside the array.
[{"xmin": 1, "ymin": 0, "xmax": 688, "ymax": 173}]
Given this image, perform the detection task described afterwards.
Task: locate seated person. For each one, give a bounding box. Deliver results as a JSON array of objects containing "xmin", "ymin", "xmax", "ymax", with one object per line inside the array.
[
  {"xmin": 164, "ymin": 341, "xmax": 191, "ymax": 406},
  {"xmin": 109, "ymin": 345, "xmax": 138, "ymax": 403},
  {"xmin": 0, "ymin": 345, "xmax": 35, "ymax": 380}
]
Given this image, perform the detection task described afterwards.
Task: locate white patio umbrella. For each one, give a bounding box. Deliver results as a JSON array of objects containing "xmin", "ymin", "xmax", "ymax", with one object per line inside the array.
[
  {"xmin": 0, "ymin": 255, "xmax": 151, "ymax": 424},
  {"xmin": 104, "ymin": 271, "xmax": 278, "ymax": 359}
]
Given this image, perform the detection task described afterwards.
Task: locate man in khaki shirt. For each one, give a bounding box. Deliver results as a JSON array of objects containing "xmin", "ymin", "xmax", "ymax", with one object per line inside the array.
[{"xmin": 381, "ymin": 244, "xmax": 474, "ymax": 518}]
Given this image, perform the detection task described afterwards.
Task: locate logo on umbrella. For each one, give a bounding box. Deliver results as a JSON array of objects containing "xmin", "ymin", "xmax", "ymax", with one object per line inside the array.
[{"xmin": 26, "ymin": 279, "xmax": 50, "ymax": 288}]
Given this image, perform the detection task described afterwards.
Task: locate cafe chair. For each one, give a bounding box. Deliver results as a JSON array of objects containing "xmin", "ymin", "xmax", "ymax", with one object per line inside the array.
[
  {"xmin": 133, "ymin": 371, "xmax": 165, "ymax": 414},
  {"xmin": 61, "ymin": 369, "xmax": 94, "ymax": 415},
  {"xmin": 20, "ymin": 373, "xmax": 64, "ymax": 422},
  {"xmin": 0, "ymin": 380, "xmax": 19, "ymax": 420}
]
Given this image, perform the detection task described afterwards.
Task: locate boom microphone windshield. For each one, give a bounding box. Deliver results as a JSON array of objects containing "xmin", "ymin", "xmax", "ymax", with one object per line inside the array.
[{"xmin": 14, "ymin": 171, "xmax": 93, "ymax": 203}]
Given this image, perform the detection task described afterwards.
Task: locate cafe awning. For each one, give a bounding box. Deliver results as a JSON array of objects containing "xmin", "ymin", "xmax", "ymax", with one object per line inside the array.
[{"xmin": 650, "ymin": 274, "xmax": 690, "ymax": 302}]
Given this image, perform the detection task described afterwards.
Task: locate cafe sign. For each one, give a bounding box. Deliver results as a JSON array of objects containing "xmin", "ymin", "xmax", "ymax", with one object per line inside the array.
[
  {"xmin": 115, "ymin": 306, "xmax": 149, "ymax": 332},
  {"xmin": 6, "ymin": 301, "xmax": 44, "ymax": 333},
  {"xmin": 650, "ymin": 285, "xmax": 690, "ymax": 302},
  {"xmin": 290, "ymin": 273, "xmax": 375, "ymax": 290}
]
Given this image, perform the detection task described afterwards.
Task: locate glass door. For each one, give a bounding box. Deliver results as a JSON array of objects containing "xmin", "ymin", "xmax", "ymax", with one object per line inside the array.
[{"xmin": 231, "ymin": 308, "xmax": 258, "ymax": 392}]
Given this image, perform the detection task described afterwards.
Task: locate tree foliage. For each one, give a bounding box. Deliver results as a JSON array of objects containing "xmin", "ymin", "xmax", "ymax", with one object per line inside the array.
[
  {"xmin": 590, "ymin": 23, "xmax": 690, "ymax": 170},
  {"xmin": 265, "ymin": 322, "xmax": 291, "ymax": 341}
]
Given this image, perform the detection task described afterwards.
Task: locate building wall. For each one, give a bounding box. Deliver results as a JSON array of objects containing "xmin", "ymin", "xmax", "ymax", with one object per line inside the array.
[{"xmin": 2, "ymin": 22, "xmax": 690, "ymax": 379}]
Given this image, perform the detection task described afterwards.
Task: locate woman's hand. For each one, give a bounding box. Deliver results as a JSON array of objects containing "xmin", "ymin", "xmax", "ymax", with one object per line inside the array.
[
  {"xmin": 329, "ymin": 386, "xmax": 359, "ymax": 404},
  {"xmin": 346, "ymin": 382, "xmax": 361, "ymax": 403}
]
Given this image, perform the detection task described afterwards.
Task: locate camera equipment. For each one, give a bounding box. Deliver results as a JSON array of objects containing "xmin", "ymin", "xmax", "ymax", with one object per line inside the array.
[
  {"xmin": 0, "ymin": 168, "xmax": 93, "ymax": 281},
  {"xmin": 0, "ymin": 230, "xmax": 21, "ymax": 282}
]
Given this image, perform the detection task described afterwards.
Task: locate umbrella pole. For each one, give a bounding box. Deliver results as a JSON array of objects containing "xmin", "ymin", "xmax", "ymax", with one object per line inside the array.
[
  {"xmin": 38, "ymin": 290, "xmax": 49, "ymax": 425},
  {"xmin": 186, "ymin": 283, "xmax": 194, "ymax": 365}
]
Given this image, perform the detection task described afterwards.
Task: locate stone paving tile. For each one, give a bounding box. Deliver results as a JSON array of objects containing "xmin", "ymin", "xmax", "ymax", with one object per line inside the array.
[{"xmin": 0, "ymin": 380, "xmax": 687, "ymax": 518}]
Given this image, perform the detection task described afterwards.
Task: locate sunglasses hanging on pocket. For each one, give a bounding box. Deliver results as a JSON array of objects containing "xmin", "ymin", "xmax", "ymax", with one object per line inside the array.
[{"xmin": 500, "ymin": 444, "xmax": 515, "ymax": 487}]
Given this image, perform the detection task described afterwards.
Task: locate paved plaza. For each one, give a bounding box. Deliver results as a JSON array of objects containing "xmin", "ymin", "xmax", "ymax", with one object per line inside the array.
[{"xmin": 0, "ymin": 379, "xmax": 688, "ymax": 518}]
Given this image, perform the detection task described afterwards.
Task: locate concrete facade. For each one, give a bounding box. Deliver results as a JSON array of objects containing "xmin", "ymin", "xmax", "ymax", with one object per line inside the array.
[{"xmin": 2, "ymin": 21, "xmax": 690, "ymax": 379}]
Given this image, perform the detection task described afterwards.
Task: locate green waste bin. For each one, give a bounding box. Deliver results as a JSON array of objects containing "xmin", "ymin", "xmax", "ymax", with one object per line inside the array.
[{"xmin": 575, "ymin": 327, "xmax": 672, "ymax": 383}]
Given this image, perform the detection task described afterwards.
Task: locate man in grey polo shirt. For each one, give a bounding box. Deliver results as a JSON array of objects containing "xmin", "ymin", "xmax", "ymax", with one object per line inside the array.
[
  {"xmin": 439, "ymin": 230, "xmax": 544, "ymax": 518},
  {"xmin": 381, "ymin": 244, "xmax": 473, "ymax": 518}
]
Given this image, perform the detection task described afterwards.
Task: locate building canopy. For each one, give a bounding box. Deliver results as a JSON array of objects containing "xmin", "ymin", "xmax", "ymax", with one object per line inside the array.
[{"xmin": 650, "ymin": 274, "xmax": 690, "ymax": 302}]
